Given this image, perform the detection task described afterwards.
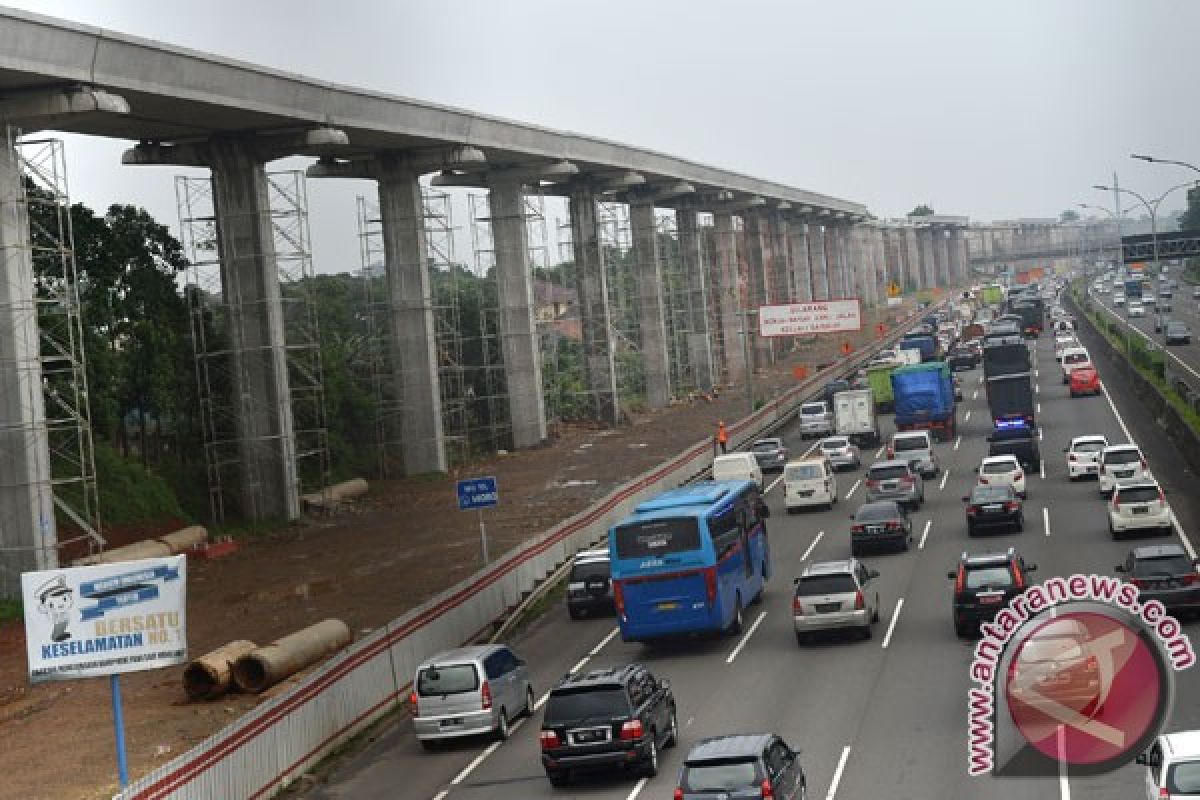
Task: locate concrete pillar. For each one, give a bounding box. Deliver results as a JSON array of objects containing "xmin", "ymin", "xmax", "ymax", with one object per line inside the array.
[
  {"xmin": 209, "ymin": 140, "xmax": 300, "ymax": 517},
  {"xmin": 0, "ymin": 135, "xmax": 56, "ymax": 579},
  {"xmin": 769, "ymin": 212, "xmax": 792, "ymax": 303},
  {"xmin": 873, "ymin": 227, "xmax": 889, "ymax": 302},
  {"xmin": 824, "ymin": 226, "xmax": 842, "ymax": 298},
  {"xmin": 788, "ymin": 221, "xmax": 813, "ymax": 302},
  {"xmin": 569, "ymin": 185, "xmax": 619, "ymax": 425},
  {"xmin": 917, "ymin": 227, "xmax": 937, "ymax": 289},
  {"xmin": 743, "ymin": 214, "xmax": 773, "ymax": 369},
  {"xmin": 713, "ymin": 212, "xmax": 747, "ymax": 383},
  {"xmin": 629, "ymin": 201, "xmax": 671, "ymax": 410},
  {"xmin": 902, "ymin": 228, "xmax": 922, "ymax": 291},
  {"xmin": 808, "ymin": 222, "xmax": 830, "ymax": 300},
  {"xmin": 847, "ymin": 225, "xmax": 866, "ymax": 303},
  {"xmin": 676, "ymin": 208, "xmax": 714, "ymax": 391},
  {"xmin": 947, "ymin": 228, "xmax": 966, "ymax": 286},
  {"xmin": 489, "ymin": 176, "xmax": 547, "ymax": 448}
]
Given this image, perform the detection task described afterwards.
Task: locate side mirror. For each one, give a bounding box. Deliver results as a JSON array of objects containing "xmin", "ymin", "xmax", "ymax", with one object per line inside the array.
[
  {"xmin": 793, "ymin": 577, "xmax": 801, "ymax": 585},
  {"xmin": 1135, "ymin": 753, "xmax": 1148, "ymax": 766},
  {"xmin": 947, "ymin": 571, "xmax": 957, "ymax": 580},
  {"xmin": 973, "ymin": 467, "xmax": 980, "ymax": 474},
  {"xmin": 961, "ymin": 496, "xmax": 970, "ymax": 503},
  {"xmin": 1115, "ymin": 565, "xmax": 1126, "ymax": 573},
  {"xmin": 1026, "ymin": 563, "xmax": 1038, "ymax": 572},
  {"xmin": 849, "ymin": 514, "xmax": 855, "ymax": 520},
  {"xmin": 868, "ymin": 569, "xmax": 880, "ymax": 579}
]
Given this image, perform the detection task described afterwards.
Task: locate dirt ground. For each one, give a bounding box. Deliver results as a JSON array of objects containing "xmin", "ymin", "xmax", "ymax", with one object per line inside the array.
[{"xmin": 0, "ymin": 304, "xmax": 916, "ymax": 800}]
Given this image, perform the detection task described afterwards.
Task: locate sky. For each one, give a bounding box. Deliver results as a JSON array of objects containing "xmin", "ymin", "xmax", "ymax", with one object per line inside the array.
[{"xmin": 6, "ymin": 0, "xmax": 1200, "ymax": 273}]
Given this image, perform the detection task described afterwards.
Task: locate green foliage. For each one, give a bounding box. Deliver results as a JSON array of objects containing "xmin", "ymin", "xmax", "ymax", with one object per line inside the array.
[
  {"xmin": 0, "ymin": 596, "xmax": 21, "ymax": 624},
  {"xmin": 909, "ymin": 204, "xmax": 935, "ymax": 217},
  {"xmin": 88, "ymin": 442, "xmax": 184, "ymax": 527},
  {"xmin": 1179, "ymin": 186, "xmax": 1200, "ymax": 231}
]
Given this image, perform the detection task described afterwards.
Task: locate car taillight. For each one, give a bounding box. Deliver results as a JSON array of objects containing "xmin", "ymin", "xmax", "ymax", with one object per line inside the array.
[
  {"xmin": 1012, "ymin": 562, "xmax": 1025, "ymax": 590},
  {"xmin": 409, "ymin": 691, "xmax": 419, "ymax": 714},
  {"xmin": 1005, "ymin": 502, "xmax": 1020, "ymax": 511},
  {"xmin": 1159, "ymin": 788, "xmax": 1170, "ymax": 799},
  {"xmin": 1014, "ymin": 471, "xmax": 1023, "ymax": 482},
  {"xmin": 1112, "ymin": 492, "xmax": 1120, "ymax": 510},
  {"xmin": 1141, "ymin": 457, "xmax": 1148, "ymax": 471},
  {"xmin": 619, "ymin": 719, "xmax": 644, "ymax": 740},
  {"xmin": 1182, "ymin": 574, "xmax": 1199, "ymax": 586},
  {"xmin": 899, "ymin": 476, "xmax": 914, "ymax": 486},
  {"xmin": 761, "ymin": 778, "xmax": 776, "ymax": 799},
  {"xmin": 540, "ymin": 730, "xmax": 560, "ymax": 750},
  {"xmin": 955, "ymin": 567, "xmax": 965, "ymax": 594},
  {"xmin": 1085, "ymin": 655, "xmax": 1098, "ymax": 673},
  {"xmin": 793, "ymin": 594, "xmax": 804, "ymax": 615},
  {"xmin": 854, "ymin": 590, "xmax": 865, "ymax": 610},
  {"xmin": 1068, "ymin": 453, "xmax": 1077, "ymax": 461},
  {"xmin": 887, "ymin": 447, "xmax": 894, "ymax": 458},
  {"xmin": 852, "ymin": 524, "xmax": 865, "ymax": 533},
  {"xmin": 1131, "ymin": 577, "xmax": 1148, "ymax": 589},
  {"xmin": 865, "ymin": 479, "xmax": 880, "ymax": 488},
  {"xmin": 1159, "ymin": 488, "xmax": 1167, "ymax": 505},
  {"xmin": 614, "ymin": 580, "xmax": 626, "ymax": 618},
  {"xmin": 966, "ymin": 505, "xmax": 977, "ymax": 516},
  {"xmin": 703, "ymin": 567, "xmax": 717, "ymax": 606},
  {"xmin": 673, "ymin": 789, "xmax": 684, "ymax": 800},
  {"xmin": 979, "ymin": 477, "xmax": 989, "ymax": 484},
  {"xmin": 480, "ymin": 681, "xmax": 492, "ymax": 710}
]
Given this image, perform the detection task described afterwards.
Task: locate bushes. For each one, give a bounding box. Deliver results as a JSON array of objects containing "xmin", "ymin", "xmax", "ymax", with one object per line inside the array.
[{"xmin": 90, "ymin": 442, "xmax": 185, "ymax": 528}]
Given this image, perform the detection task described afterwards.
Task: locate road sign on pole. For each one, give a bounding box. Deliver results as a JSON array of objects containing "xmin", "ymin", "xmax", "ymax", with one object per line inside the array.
[
  {"xmin": 887, "ymin": 281, "xmax": 902, "ymax": 298},
  {"xmin": 457, "ymin": 477, "xmax": 498, "ymax": 564}
]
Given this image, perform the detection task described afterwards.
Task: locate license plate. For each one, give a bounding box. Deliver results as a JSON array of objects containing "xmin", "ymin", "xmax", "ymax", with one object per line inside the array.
[
  {"xmin": 867, "ymin": 525, "xmax": 883, "ymax": 534},
  {"xmin": 883, "ymin": 482, "xmax": 897, "ymax": 490},
  {"xmin": 657, "ymin": 601, "xmax": 680, "ymax": 611},
  {"xmin": 575, "ymin": 730, "xmax": 604, "ymax": 743},
  {"xmin": 1132, "ymin": 506, "xmax": 1148, "ymax": 515},
  {"xmin": 440, "ymin": 718, "xmax": 463, "ymax": 728},
  {"xmin": 1115, "ymin": 471, "xmax": 1133, "ymax": 478},
  {"xmin": 815, "ymin": 603, "xmax": 841, "ymax": 613},
  {"xmin": 979, "ymin": 595, "xmax": 1003, "ymax": 605},
  {"xmin": 982, "ymin": 504, "xmax": 1003, "ymax": 512},
  {"xmin": 799, "ymin": 490, "xmax": 813, "ymax": 497}
]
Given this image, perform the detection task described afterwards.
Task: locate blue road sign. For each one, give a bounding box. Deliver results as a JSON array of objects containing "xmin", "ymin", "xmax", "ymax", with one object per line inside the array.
[{"xmin": 457, "ymin": 477, "xmax": 498, "ymax": 511}]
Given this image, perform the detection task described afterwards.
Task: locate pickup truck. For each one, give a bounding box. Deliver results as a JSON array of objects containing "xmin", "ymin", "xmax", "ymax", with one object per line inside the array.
[{"xmin": 798, "ymin": 400, "xmax": 834, "ymax": 438}]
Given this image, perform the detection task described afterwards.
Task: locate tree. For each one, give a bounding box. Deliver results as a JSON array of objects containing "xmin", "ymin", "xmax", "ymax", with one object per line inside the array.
[
  {"xmin": 909, "ymin": 204, "xmax": 935, "ymax": 217},
  {"xmin": 1059, "ymin": 209, "xmax": 1080, "ymax": 223},
  {"xmin": 1179, "ymin": 186, "xmax": 1200, "ymax": 231}
]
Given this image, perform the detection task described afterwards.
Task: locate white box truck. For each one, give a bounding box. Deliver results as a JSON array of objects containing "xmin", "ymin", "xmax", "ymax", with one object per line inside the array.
[{"xmin": 833, "ymin": 388, "xmax": 880, "ymax": 448}]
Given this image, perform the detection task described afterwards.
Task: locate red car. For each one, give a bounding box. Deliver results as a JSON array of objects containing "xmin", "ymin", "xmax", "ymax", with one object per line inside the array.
[{"xmin": 1069, "ymin": 365, "xmax": 1101, "ymax": 397}]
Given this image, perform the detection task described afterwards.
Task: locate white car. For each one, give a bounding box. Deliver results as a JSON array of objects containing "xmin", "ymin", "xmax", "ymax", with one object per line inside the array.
[
  {"xmin": 976, "ymin": 455, "xmax": 1027, "ymax": 498},
  {"xmin": 1098, "ymin": 444, "xmax": 1152, "ymax": 495},
  {"xmin": 1108, "ymin": 481, "xmax": 1172, "ymax": 538},
  {"xmin": 1128, "ymin": 301, "xmax": 1146, "ymax": 318},
  {"xmin": 1053, "ymin": 335, "xmax": 1078, "ymax": 361},
  {"xmin": 1065, "ymin": 434, "xmax": 1109, "ymax": 480},
  {"xmin": 1138, "ymin": 730, "xmax": 1200, "ymax": 799},
  {"xmin": 1113, "ymin": 293, "xmax": 1126, "ymax": 306},
  {"xmin": 1060, "ymin": 347, "xmax": 1091, "ymax": 383},
  {"xmin": 784, "ymin": 456, "xmax": 838, "ymax": 512}
]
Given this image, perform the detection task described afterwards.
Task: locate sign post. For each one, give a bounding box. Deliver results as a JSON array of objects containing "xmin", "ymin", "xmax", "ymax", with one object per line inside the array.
[
  {"xmin": 457, "ymin": 477, "xmax": 499, "ymax": 565},
  {"xmin": 21, "ymin": 555, "xmax": 188, "ymax": 789}
]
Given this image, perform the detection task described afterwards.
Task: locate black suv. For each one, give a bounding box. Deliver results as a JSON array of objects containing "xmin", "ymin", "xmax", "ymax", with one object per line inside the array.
[
  {"xmin": 948, "ymin": 548, "xmax": 1037, "ymax": 637},
  {"xmin": 676, "ymin": 733, "xmax": 807, "ymax": 799},
  {"xmin": 566, "ymin": 548, "xmax": 613, "ymax": 619},
  {"xmin": 1116, "ymin": 544, "xmax": 1200, "ymax": 618},
  {"xmin": 539, "ymin": 664, "xmax": 677, "ymax": 786}
]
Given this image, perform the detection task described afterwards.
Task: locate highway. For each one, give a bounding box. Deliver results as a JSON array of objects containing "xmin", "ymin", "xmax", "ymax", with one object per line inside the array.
[
  {"xmin": 1089, "ymin": 281, "xmax": 1200, "ymax": 390},
  {"xmin": 306, "ymin": 312, "xmax": 1200, "ymax": 800}
]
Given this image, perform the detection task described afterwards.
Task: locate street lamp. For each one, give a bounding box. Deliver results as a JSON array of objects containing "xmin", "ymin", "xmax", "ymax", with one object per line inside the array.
[
  {"xmin": 1077, "ymin": 203, "xmax": 1131, "ymax": 273},
  {"xmin": 1131, "ymin": 154, "xmax": 1200, "ymax": 176},
  {"xmin": 1093, "ymin": 180, "xmax": 1197, "ymax": 278}
]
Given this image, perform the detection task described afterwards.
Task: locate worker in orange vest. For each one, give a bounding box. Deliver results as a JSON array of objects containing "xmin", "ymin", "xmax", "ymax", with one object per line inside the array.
[{"xmin": 716, "ymin": 421, "xmax": 728, "ymax": 454}]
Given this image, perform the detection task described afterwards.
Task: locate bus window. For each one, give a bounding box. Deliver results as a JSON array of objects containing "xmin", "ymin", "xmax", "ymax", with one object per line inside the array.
[{"xmin": 614, "ymin": 518, "xmax": 701, "ymax": 559}]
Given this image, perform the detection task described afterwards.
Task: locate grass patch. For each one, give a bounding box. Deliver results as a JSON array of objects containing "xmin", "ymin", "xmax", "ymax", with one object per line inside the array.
[{"xmin": 0, "ymin": 597, "xmax": 22, "ymax": 624}]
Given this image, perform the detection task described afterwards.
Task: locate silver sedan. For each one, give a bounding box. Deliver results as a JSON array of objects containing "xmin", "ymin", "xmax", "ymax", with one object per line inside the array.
[{"xmin": 818, "ymin": 436, "xmax": 861, "ymax": 471}]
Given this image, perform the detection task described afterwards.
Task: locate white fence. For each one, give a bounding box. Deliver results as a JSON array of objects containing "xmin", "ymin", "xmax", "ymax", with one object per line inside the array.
[{"xmin": 116, "ymin": 303, "xmax": 935, "ymax": 800}]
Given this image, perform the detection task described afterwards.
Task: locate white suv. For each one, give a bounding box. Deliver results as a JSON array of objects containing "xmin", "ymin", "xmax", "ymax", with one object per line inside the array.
[
  {"xmin": 976, "ymin": 455, "xmax": 1027, "ymax": 498},
  {"xmin": 1060, "ymin": 347, "xmax": 1091, "ymax": 383},
  {"xmin": 798, "ymin": 401, "xmax": 834, "ymax": 438},
  {"xmin": 1099, "ymin": 444, "xmax": 1152, "ymax": 495},
  {"xmin": 1138, "ymin": 730, "xmax": 1200, "ymax": 799},
  {"xmin": 1065, "ymin": 434, "xmax": 1109, "ymax": 480},
  {"xmin": 1109, "ymin": 481, "xmax": 1172, "ymax": 539}
]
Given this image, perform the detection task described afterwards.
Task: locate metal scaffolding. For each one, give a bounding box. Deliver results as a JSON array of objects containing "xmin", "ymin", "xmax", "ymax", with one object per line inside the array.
[
  {"xmin": 176, "ymin": 170, "xmax": 330, "ymax": 522},
  {"xmin": 597, "ymin": 201, "xmax": 643, "ymax": 407},
  {"xmin": 697, "ymin": 213, "xmax": 729, "ymax": 385},
  {"xmin": 0, "ymin": 135, "xmax": 102, "ymax": 593}
]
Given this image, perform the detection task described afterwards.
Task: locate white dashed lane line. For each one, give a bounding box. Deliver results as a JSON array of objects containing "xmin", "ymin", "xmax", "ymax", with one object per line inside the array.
[
  {"xmin": 826, "ymin": 745, "xmax": 852, "ymax": 800},
  {"xmin": 881, "ymin": 598, "xmax": 905, "ymax": 649},
  {"xmin": 939, "ymin": 470, "xmax": 950, "ymax": 491},
  {"xmin": 589, "ymin": 627, "xmax": 621, "ymax": 656},
  {"xmin": 875, "ymin": 445, "xmax": 885, "ymax": 459},
  {"xmin": 964, "ymin": 410, "xmax": 972, "ymax": 422},
  {"xmin": 846, "ymin": 479, "xmax": 862, "ymax": 498},
  {"xmin": 765, "ymin": 474, "xmax": 784, "ymax": 494},
  {"xmin": 918, "ymin": 519, "xmax": 932, "ymax": 550},
  {"xmin": 1044, "ymin": 507, "xmax": 1051, "ymax": 537},
  {"xmin": 625, "ymin": 777, "xmax": 649, "ymax": 800},
  {"xmin": 801, "ymin": 531, "xmax": 825, "ymax": 561},
  {"xmin": 726, "ymin": 611, "xmax": 767, "ymax": 664},
  {"xmin": 954, "ymin": 435, "xmax": 962, "ymax": 450}
]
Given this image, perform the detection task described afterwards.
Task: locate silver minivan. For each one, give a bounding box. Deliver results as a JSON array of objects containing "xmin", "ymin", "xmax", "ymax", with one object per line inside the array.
[{"xmin": 411, "ymin": 644, "xmax": 534, "ymax": 748}]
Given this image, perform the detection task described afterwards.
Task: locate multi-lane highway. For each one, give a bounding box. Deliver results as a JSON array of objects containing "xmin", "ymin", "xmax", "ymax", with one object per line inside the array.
[
  {"xmin": 1089, "ymin": 281, "xmax": 1200, "ymax": 391},
  {"xmin": 307, "ymin": 307, "xmax": 1200, "ymax": 800}
]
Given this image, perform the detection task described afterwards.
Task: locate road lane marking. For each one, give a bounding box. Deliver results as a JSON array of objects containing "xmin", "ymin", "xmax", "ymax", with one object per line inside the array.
[
  {"xmin": 1040, "ymin": 458, "xmax": 1046, "ymax": 480},
  {"xmin": 875, "ymin": 445, "xmax": 885, "ymax": 458},
  {"xmin": 1036, "ymin": 383, "xmax": 1040, "ymax": 394},
  {"xmin": 766, "ymin": 474, "xmax": 784, "ymax": 494},
  {"xmin": 826, "ymin": 745, "xmax": 852, "ymax": 800},
  {"xmin": 1037, "ymin": 402, "xmax": 1042, "ymax": 414},
  {"xmin": 726, "ymin": 610, "xmax": 767, "ymax": 663},
  {"xmin": 800, "ymin": 531, "xmax": 825, "ymax": 561},
  {"xmin": 450, "ymin": 740, "xmax": 502, "ymax": 785},
  {"xmin": 881, "ymin": 598, "xmax": 904, "ymax": 649},
  {"xmin": 1039, "ymin": 426, "xmax": 1044, "ymax": 441},
  {"xmin": 589, "ymin": 627, "xmax": 621, "ymax": 656},
  {"xmin": 625, "ymin": 777, "xmax": 649, "ymax": 800},
  {"xmin": 433, "ymin": 791, "xmax": 448, "ymax": 800},
  {"xmin": 1059, "ymin": 725, "xmax": 1071, "ymax": 800},
  {"xmin": 569, "ymin": 655, "xmax": 590, "ymax": 674},
  {"xmin": 964, "ymin": 410, "xmax": 972, "ymax": 422},
  {"xmin": 919, "ymin": 519, "xmax": 932, "ymax": 550},
  {"xmin": 846, "ymin": 479, "xmax": 861, "ymax": 498},
  {"xmin": 939, "ymin": 469, "xmax": 950, "ymax": 491},
  {"xmin": 954, "ymin": 435, "xmax": 962, "ymax": 450},
  {"xmin": 1044, "ymin": 507, "xmax": 1051, "ymax": 537},
  {"xmin": 1035, "ymin": 368, "xmax": 1040, "ymax": 378},
  {"xmin": 534, "ymin": 690, "xmax": 550, "ymax": 711}
]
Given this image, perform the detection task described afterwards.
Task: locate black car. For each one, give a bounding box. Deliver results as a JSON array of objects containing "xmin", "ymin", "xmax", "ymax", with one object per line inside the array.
[
  {"xmin": 987, "ymin": 425, "xmax": 1041, "ymax": 472},
  {"xmin": 850, "ymin": 500, "xmax": 912, "ymax": 555},
  {"xmin": 566, "ymin": 549, "xmax": 614, "ymax": 619},
  {"xmin": 750, "ymin": 437, "xmax": 789, "ymax": 472},
  {"xmin": 1165, "ymin": 321, "xmax": 1191, "ymax": 345},
  {"xmin": 949, "ymin": 547, "xmax": 1037, "ymax": 637},
  {"xmin": 676, "ymin": 733, "xmax": 807, "ymax": 800},
  {"xmin": 539, "ymin": 664, "xmax": 677, "ymax": 786},
  {"xmin": 963, "ymin": 484, "xmax": 1024, "ymax": 535},
  {"xmin": 946, "ymin": 346, "xmax": 980, "ymax": 371},
  {"xmin": 1154, "ymin": 313, "xmax": 1170, "ymax": 333},
  {"xmin": 1116, "ymin": 544, "xmax": 1200, "ymax": 618},
  {"xmin": 822, "ymin": 379, "xmax": 851, "ymax": 407}
]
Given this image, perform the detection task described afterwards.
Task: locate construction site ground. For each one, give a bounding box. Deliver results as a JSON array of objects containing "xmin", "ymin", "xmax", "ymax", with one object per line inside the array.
[{"xmin": 0, "ymin": 303, "xmax": 916, "ymax": 800}]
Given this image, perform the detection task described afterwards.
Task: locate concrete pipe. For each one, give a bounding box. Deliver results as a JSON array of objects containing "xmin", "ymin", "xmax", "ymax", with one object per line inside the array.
[
  {"xmin": 300, "ymin": 478, "xmax": 369, "ymax": 511},
  {"xmin": 232, "ymin": 619, "xmax": 352, "ymax": 693},
  {"xmin": 183, "ymin": 640, "xmax": 257, "ymax": 701},
  {"xmin": 158, "ymin": 525, "xmax": 208, "ymax": 554},
  {"xmin": 73, "ymin": 538, "xmax": 173, "ymax": 566}
]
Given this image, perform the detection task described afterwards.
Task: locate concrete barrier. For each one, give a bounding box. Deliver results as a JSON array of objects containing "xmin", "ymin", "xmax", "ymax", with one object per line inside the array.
[{"xmin": 115, "ymin": 301, "xmax": 941, "ymax": 800}]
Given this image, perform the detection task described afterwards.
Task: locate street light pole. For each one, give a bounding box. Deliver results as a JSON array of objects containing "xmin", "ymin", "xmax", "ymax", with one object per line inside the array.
[
  {"xmin": 1094, "ymin": 180, "xmax": 1197, "ymax": 279},
  {"xmin": 1131, "ymin": 154, "xmax": 1200, "ymax": 176}
]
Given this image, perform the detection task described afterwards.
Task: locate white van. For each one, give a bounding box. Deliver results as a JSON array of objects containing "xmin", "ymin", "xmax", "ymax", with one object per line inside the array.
[
  {"xmin": 712, "ymin": 452, "xmax": 763, "ymax": 489},
  {"xmin": 784, "ymin": 456, "xmax": 837, "ymax": 512}
]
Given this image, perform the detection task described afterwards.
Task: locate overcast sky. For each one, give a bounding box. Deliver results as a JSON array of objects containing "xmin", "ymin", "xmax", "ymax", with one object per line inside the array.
[{"xmin": 7, "ymin": 0, "xmax": 1200, "ymax": 272}]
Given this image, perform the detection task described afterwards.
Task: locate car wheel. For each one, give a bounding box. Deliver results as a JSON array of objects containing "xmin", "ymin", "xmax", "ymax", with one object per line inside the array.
[
  {"xmin": 523, "ymin": 687, "xmax": 535, "ymax": 718},
  {"xmin": 728, "ymin": 597, "xmax": 743, "ymax": 635},
  {"xmin": 861, "ymin": 620, "xmax": 873, "ymax": 639},
  {"xmin": 967, "ymin": 522, "xmax": 975, "ymax": 537},
  {"xmin": 495, "ymin": 708, "xmax": 510, "ymax": 741},
  {"xmin": 567, "ymin": 607, "xmax": 583, "ymax": 620},
  {"xmin": 954, "ymin": 621, "xmax": 971, "ymax": 638},
  {"xmin": 872, "ymin": 598, "xmax": 881, "ymax": 623},
  {"xmin": 546, "ymin": 769, "xmax": 570, "ymax": 787},
  {"xmin": 1110, "ymin": 522, "xmax": 1121, "ymax": 540},
  {"xmin": 420, "ymin": 739, "xmax": 439, "ymax": 752},
  {"xmin": 665, "ymin": 707, "xmax": 679, "ymax": 748},
  {"xmin": 643, "ymin": 737, "xmax": 659, "ymax": 777},
  {"xmin": 786, "ymin": 507, "xmax": 797, "ymax": 515},
  {"xmin": 1014, "ymin": 513, "xmax": 1024, "ymax": 533}
]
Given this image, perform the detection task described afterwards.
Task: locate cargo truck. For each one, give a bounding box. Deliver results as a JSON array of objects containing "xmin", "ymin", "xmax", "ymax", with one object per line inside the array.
[
  {"xmin": 898, "ymin": 333, "xmax": 939, "ymax": 362},
  {"xmin": 980, "ymin": 285, "xmax": 1005, "ymax": 306},
  {"xmin": 986, "ymin": 372, "xmax": 1036, "ymax": 428},
  {"xmin": 866, "ymin": 363, "xmax": 897, "ymax": 412},
  {"xmin": 891, "ymin": 362, "xmax": 956, "ymax": 441},
  {"xmin": 982, "ymin": 336, "xmax": 1031, "ymax": 379},
  {"xmin": 833, "ymin": 388, "xmax": 880, "ymax": 447},
  {"xmin": 1009, "ymin": 301, "xmax": 1044, "ymax": 337}
]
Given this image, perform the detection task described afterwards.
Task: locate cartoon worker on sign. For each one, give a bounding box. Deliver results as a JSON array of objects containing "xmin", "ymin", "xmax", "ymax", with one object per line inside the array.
[{"xmin": 36, "ymin": 575, "xmax": 75, "ymax": 642}]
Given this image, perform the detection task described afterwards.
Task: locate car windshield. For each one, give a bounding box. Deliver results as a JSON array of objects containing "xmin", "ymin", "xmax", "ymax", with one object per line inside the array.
[
  {"xmin": 1132, "ymin": 555, "xmax": 1192, "ymax": 578},
  {"xmin": 1117, "ymin": 486, "xmax": 1160, "ymax": 504},
  {"xmin": 785, "ymin": 464, "xmax": 822, "ymax": 480},
  {"xmin": 1072, "ymin": 440, "xmax": 1106, "ymax": 453},
  {"xmin": 1168, "ymin": 761, "xmax": 1200, "ymax": 793},
  {"xmin": 822, "ymin": 439, "xmax": 848, "ymax": 450},
  {"xmin": 796, "ymin": 574, "xmax": 857, "ymax": 595},
  {"xmin": 868, "ymin": 465, "xmax": 909, "ymax": 480},
  {"xmin": 1104, "ymin": 450, "xmax": 1140, "ymax": 465},
  {"xmin": 965, "ymin": 566, "xmax": 1014, "ymax": 590},
  {"xmin": 981, "ymin": 461, "xmax": 1017, "ymax": 475},
  {"xmin": 892, "ymin": 437, "xmax": 926, "ymax": 452},
  {"xmin": 1064, "ymin": 353, "xmax": 1088, "ymax": 364},
  {"xmin": 417, "ymin": 664, "xmax": 479, "ymax": 696},
  {"xmin": 856, "ymin": 503, "xmax": 899, "ymax": 521},
  {"xmin": 543, "ymin": 687, "xmax": 629, "ymax": 725},
  {"xmin": 971, "ymin": 486, "xmax": 1012, "ymax": 502},
  {"xmin": 1019, "ymin": 637, "xmax": 1084, "ymax": 664},
  {"xmin": 570, "ymin": 561, "xmax": 609, "ymax": 582},
  {"xmin": 683, "ymin": 760, "xmax": 760, "ymax": 791},
  {"xmin": 801, "ymin": 404, "xmax": 826, "ymax": 415},
  {"xmin": 613, "ymin": 518, "xmax": 701, "ymax": 559},
  {"xmin": 752, "ymin": 441, "xmax": 780, "ymax": 452}
]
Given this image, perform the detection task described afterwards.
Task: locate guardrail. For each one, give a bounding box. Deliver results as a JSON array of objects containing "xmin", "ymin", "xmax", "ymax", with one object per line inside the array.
[{"xmin": 115, "ymin": 301, "xmax": 941, "ymax": 800}]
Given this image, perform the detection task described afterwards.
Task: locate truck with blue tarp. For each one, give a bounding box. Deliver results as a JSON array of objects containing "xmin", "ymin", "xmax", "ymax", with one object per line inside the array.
[
  {"xmin": 898, "ymin": 333, "xmax": 939, "ymax": 363},
  {"xmin": 890, "ymin": 362, "xmax": 957, "ymax": 441}
]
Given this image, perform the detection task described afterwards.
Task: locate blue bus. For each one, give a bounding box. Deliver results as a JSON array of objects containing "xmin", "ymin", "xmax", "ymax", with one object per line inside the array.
[{"xmin": 609, "ymin": 481, "xmax": 771, "ymax": 643}]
